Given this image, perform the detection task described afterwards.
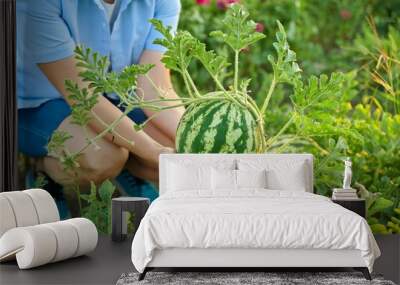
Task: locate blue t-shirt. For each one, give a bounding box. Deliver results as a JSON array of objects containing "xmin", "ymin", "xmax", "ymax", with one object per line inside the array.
[{"xmin": 16, "ymin": 0, "xmax": 181, "ymax": 109}]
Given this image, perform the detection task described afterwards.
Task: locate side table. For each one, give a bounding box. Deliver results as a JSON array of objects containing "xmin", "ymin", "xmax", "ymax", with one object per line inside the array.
[
  {"xmin": 112, "ymin": 197, "xmax": 150, "ymax": 242},
  {"xmin": 332, "ymin": 198, "xmax": 366, "ymax": 218}
]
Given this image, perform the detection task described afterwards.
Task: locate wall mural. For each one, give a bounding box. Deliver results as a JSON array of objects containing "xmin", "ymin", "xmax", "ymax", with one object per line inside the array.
[{"xmin": 16, "ymin": 0, "xmax": 400, "ymax": 236}]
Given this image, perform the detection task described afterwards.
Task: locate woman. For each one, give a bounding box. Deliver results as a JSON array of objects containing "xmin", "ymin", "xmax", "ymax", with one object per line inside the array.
[{"xmin": 17, "ymin": 0, "xmax": 184, "ymax": 211}]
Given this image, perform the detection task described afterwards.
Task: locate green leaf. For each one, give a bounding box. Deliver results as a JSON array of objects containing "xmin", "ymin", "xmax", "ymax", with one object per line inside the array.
[
  {"xmin": 150, "ymin": 19, "xmax": 197, "ymax": 73},
  {"xmin": 268, "ymin": 20, "xmax": 302, "ymax": 85},
  {"xmin": 65, "ymin": 80, "xmax": 99, "ymax": 126},
  {"xmin": 370, "ymin": 223, "xmax": 390, "ymax": 234},
  {"xmin": 80, "ymin": 194, "xmax": 91, "ymax": 202},
  {"xmin": 89, "ymin": 181, "xmax": 98, "ymax": 200},
  {"xmin": 112, "ymin": 64, "xmax": 155, "ymax": 104},
  {"xmin": 98, "ymin": 180, "xmax": 115, "ymax": 203},
  {"xmin": 81, "ymin": 181, "xmax": 116, "ymax": 234},
  {"xmin": 369, "ymin": 197, "xmax": 394, "ymax": 216},
  {"xmin": 291, "ymin": 73, "xmax": 346, "ymax": 112},
  {"xmin": 73, "ymin": 45, "xmax": 153, "ymax": 108},
  {"xmin": 74, "ymin": 46, "xmax": 109, "ymax": 93},
  {"xmin": 47, "ymin": 130, "xmax": 73, "ymax": 155},
  {"xmin": 62, "ymin": 155, "xmax": 80, "ymax": 172},
  {"xmin": 367, "ymin": 217, "xmax": 380, "ymax": 225},
  {"xmin": 192, "ymin": 41, "xmax": 230, "ymax": 80},
  {"xmin": 148, "ymin": 19, "xmax": 174, "ymax": 43},
  {"xmin": 210, "ymin": 4, "xmax": 265, "ymax": 51},
  {"xmin": 33, "ymin": 173, "xmax": 48, "ymax": 189},
  {"xmin": 391, "ymin": 216, "xmax": 400, "ymax": 224},
  {"xmin": 240, "ymin": 78, "xmax": 252, "ymax": 94},
  {"xmin": 150, "ymin": 18, "xmax": 231, "ymax": 90}
]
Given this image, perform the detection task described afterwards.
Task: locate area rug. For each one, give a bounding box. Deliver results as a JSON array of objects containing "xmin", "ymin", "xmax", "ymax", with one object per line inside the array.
[{"xmin": 116, "ymin": 272, "xmax": 395, "ymax": 285}]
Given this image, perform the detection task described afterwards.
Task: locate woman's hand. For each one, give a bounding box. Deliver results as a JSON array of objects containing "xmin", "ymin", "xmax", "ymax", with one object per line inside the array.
[
  {"xmin": 38, "ymin": 56, "xmax": 173, "ymax": 166},
  {"xmin": 126, "ymin": 146, "xmax": 175, "ymax": 182}
]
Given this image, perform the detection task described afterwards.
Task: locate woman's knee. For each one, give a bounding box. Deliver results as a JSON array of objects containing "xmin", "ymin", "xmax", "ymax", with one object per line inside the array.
[{"xmin": 46, "ymin": 116, "xmax": 129, "ymax": 185}]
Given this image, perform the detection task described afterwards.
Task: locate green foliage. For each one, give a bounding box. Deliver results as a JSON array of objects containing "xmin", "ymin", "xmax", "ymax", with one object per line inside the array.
[
  {"xmin": 80, "ymin": 180, "xmax": 115, "ymax": 234},
  {"xmin": 209, "ymin": 4, "xmax": 265, "ymax": 52},
  {"xmin": 66, "ymin": 80, "xmax": 98, "ymax": 127},
  {"xmin": 292, "ymin": 73, "xmax": 344, "ymax": 113},
  {"xmin": 268, "ymin": 21, "xmax": 301, "ymax": 85},
  {"xmin": 175, "ymin": 0, "xmax": 400, "ymax": 234},
  {"xmin": 75, "ymin": 45, "xmax": 154, "ymax": 104},
  {"xmin": 388, "ymin": 208, "xmax": 400, "ymax": 233},
  {"xmin": 150, "ymin": 19, "xmax": 195, "ymax": 74},
  {"xmin": 150, "ymin": 18, "xmax": 230, "ymax": 93},
  {"xmin": 47, "ymin": 131, "xmax": 73, "ymax": 157},
  {"xmin": 192, "ymin": 43, "xmax": 230, "ymax": 85},
  {"xmin": 33, "ymin": 173, "xmax": 48, "ymax": 189},
  {"xmin": 342, "ymin": 19, "xmax": 400, "ymax": 232},
  {"xmin": 152, "ymin": 5, "xmax": 352, "ymax": 155},
  {"xmin": 350, "ymin": 20, "xmax": 400, "ymax": 114},
  {"xmin": 114, "ymin": 64, "xmax": 155, "ymax": 96},
  {"xmin": 349, "ymin": 103, "xmax": 400, "ymax": 233}
]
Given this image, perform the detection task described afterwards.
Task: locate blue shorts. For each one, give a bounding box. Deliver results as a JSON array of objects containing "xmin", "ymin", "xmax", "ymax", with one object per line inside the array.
[{"xmin": 18, "ymin": 97, "xmax": 147, "ymax": 157}]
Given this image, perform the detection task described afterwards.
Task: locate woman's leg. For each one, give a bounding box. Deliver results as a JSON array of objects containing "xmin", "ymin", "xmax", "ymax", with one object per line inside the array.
[
  {"xmin": 40, "ymin": 117, "xmax": 167, "ymax": 189},
  {"xmin": 35, "ymin": 116, "xmax": 131, "ymax": 216}
]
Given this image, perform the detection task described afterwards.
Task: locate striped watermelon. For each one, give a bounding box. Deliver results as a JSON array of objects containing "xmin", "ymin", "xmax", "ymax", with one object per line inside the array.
[{"xmin": 176, "ymin": 98, "xmax": 262, "ymax": 153}]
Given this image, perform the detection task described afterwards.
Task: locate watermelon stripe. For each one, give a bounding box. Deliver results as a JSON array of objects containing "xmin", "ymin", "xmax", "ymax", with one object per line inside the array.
[
  {"xmin": 233, "ymin": 106, "xmax": 247, "ymax": 151},
  {"xmin": 193, "ymin": 102, "xmax": 227, "ymax": 152},
  {"xmin": 190, "ymin": 101, "xmax": 227, "ymax": 153},
  {"xmin": 179, "ymin": 101, "xmax": 224, "ymax": 153},
  {"xmin": 243, "ymin": 109, "xmax": 255, "ymax": 151},
  {"xmin": 176, "ymin": 102, "xmax": 212, "ymax": 152},
  {"xmin": 202, "ymin": 129, "xmax": 218, "ymax": 153},
  {"xmin": 211, "ymin": 103, "xmax": 232, "ymax": 153},
  {"xmin": 225, "ymin": 104, "xmax": 243, "ymax": 152}
]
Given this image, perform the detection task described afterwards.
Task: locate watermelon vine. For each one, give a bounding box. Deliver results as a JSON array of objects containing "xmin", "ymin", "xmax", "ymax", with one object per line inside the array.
[{"xmin": 48, "ymin": 4, "xmax": 347, "ymax": 177}]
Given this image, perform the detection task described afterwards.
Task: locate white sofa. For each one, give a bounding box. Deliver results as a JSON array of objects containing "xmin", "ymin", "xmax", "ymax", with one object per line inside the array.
[{"xmin": 0, "ymin": 189, "xmax": 98, "ymax": 269}]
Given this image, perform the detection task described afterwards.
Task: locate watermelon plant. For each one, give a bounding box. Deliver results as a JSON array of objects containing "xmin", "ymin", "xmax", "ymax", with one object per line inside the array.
[
  {"xmin": 150, "ymin": 5, "xmax": 348, "ymax": 154},
  {"xmin": 49, "ymin": 4, "xmax": 348, "ymax": 161},
  {"xmin": 47, "ymin": 4, "xmax": 351, "ymax": 229}
]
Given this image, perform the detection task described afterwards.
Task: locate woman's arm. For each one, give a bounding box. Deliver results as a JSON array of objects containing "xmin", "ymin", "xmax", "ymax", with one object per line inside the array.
[
  {"xmin": 138, "ymin": 0, "xmax": 183, "ymax": 142},
  {"xmin": 39, "ymin": 56, "xmax": 171, "ymax": 166},
  {"xmin": 137, "ymin": 50, "xmax": 185, "ymax": 142},
  {"xmin": 23, "ymin": 0, "xmax": 172, "ymax": 165}
]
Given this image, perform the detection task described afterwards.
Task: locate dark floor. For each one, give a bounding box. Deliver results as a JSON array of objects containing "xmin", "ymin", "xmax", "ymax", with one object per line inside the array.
[
  {"xmin": 1, "ymin": 234, "xmax": 397, "ymax": 285},
  {"xmin": 0, "ymin": 235, "xmax": 133, "ymax": 285}
]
